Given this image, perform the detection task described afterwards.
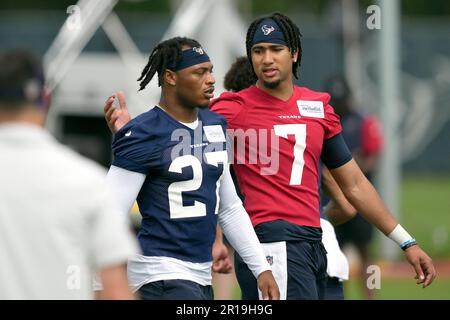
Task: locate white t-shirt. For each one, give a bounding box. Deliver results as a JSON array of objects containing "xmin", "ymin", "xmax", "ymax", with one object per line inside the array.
[
  {"xmin": 0, "ymin": 123, "xmax": 139, "ymax": 299},
  {"xmin": 321, "ymin": 218, "xmax": 349, "ymax": 281}
]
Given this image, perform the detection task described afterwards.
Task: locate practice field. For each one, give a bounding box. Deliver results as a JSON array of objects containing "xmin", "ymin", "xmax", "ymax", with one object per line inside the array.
[
  {"xmin": 345, "ymin": 174, "xmax": 450, "ymax": 300},
  {"xmin": 400, "ymin": 174, "xmax": 450, "ymax": 259},
  {"xmin": 345, "ymin": 278, "xmax": 450, "ymax": 300}
]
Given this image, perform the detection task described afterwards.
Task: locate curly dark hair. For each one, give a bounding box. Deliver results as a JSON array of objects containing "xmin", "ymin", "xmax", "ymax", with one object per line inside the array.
[{"xmin": 224, "ymin": 56, "xmax": 256, "ymax": 92}]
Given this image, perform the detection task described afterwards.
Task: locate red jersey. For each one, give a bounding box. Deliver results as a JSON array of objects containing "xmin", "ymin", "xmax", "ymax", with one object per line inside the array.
[
  {"xmin": 210, "ymin": 85, "xmax": 342, "ymax": 228},
  {"xmin": 361, "ymin": 115, "xmax": 383, "ymax": 156}
]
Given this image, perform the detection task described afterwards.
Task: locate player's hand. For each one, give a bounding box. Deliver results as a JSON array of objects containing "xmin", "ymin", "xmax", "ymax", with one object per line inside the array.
[
  {"xmin": 212, "ymin": 241, "xmax": 233, "ymax": 274},
  {"xmin": 104, "ymin": 91, "xmax": 132, "ymax": 134},
  {"xmin": 257, "ymin": 270, "xmax": 280, "ymax": 300},
  {"xmin": 404, "ymin": 244, "xmax": 436, "ymax": 288}
]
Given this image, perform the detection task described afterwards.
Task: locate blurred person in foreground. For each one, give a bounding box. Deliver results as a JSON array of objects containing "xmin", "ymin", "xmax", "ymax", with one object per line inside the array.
[
  {"xmin": 0, "ymin": 50, "xmax": 138, "ymax": 300},
  {"xmin": 324, "ymin": 75, "xmax": 383, "ymax": 299}
]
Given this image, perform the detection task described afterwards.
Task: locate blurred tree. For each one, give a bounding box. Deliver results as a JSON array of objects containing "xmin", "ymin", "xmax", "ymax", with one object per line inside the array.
[
  {"xmin": 1, "ymin": 0, "xmax": 449, "ymax": 16},
  {"xmin": 248, "ymin": 0, "xmax": 450, "ymax": 16},
  {"xmin": 0, "ymin": 0, "xmax": 450, "ymax": 17},
  {"xmin": 0, "ymin": 0, "xmax": 171, "ymax": 12},
  {"xmin": 0, "ymin": 0, "xmax": 74, "ymax": 10}
]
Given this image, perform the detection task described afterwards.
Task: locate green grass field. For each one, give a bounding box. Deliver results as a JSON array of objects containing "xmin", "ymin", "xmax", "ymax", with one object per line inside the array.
[
  {"xmin": 400, "ymin": 174, "xmax": 450, "ymax": 259},
  {"xmin": 227, "ymin": 277, "xmax": 450, "ymax": 300},
  {"xmin": 344, "ymin": 278, "xmax": 450, "ymax": 300},
  {"xmin": 344, "ymin": 174, "xmax": 450, "ymax": 300}
]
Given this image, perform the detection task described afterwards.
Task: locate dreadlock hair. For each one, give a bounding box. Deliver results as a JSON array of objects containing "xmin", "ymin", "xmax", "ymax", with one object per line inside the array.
[
  {"xmin": 224, "ymin": 56, "xmax": 256, "ymax": 92},
  {"xmin": 137, "ymin": 37, "xmax": 202, "ymax": 91},
  {"xmin": 245, "ymin": 12, "xmax": 302, "ymax": 79}
]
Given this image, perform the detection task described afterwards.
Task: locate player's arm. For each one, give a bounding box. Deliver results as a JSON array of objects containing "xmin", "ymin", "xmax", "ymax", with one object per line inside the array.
[
  {"xmin": 322, "ymin": 166, "xmax": 357, "ymax": 225},
  {"xmin": 322, "ymin": 134, "xmax": 436, "ymax": 287},
  {"xmin": 105, "ymin": 165, "xmax": 146, "ymax": 221},
  {"xmin": 212, "ymin": 225, "xmax": 233, "ymax": 274},
  {"xmin": 217, "ymin": 164, "xmax": 280, "ymax": 300},
  {"xmin": 93, "ymin": 166, "xmax": 145, "ymax": 294},
  {"xmin": 96, "ymin": 264, "xmax": 135, "ymax": 300}
]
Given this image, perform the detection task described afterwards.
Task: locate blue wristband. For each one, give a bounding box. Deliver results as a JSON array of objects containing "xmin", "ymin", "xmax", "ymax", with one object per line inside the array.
[{"xmin": 400, "ymin": 238, "xmax": 417, "ymax": 250}]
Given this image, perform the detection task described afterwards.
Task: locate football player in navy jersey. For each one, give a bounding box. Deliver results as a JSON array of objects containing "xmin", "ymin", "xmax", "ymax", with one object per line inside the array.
[{"xmin": 102, "ymin": 37, "xmax": 279, "ymax": 300}]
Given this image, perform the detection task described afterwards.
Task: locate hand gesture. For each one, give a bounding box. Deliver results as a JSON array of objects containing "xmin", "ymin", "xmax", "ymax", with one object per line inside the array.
[
  {"xmin": 104, "ymin": 91, "xmax": 132, "ymax": 134},
  {"xmin": 404, "ymin": 244, "xmax": 436, "ymax": 288}
]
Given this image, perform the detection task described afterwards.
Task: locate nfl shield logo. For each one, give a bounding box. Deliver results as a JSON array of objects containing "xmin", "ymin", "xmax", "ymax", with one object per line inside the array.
[{"xmin": 266, "ymin": 255, "xmax": 273, "ymax": 265}]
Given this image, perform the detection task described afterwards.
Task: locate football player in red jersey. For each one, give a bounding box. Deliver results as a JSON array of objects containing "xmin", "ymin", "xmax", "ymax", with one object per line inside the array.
[
  {"xmin": 210, "ymin": 13, "xmax": 435, "ymax": 300},
  {"xmin": 215, "ymin": 56, "xmax": 351, "ymax": 300},
  {"xmin": 104, "ymin": 13, "xmax": 436, "ymax": 300}
]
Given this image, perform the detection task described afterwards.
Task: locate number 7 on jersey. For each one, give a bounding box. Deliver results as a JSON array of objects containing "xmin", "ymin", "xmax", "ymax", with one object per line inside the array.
[{"xmin": 273, "ymin": 124, "xmax": 307, "ymax": 185}]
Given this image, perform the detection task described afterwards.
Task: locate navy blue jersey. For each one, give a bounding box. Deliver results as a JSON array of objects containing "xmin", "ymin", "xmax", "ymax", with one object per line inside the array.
[
  {"xmin": 112, "ymin": 107, "xmax": 228, "ymax": 263},
  {"xmin": 340, "ymin": 111, "xmax": 364, "ymax": 153}
]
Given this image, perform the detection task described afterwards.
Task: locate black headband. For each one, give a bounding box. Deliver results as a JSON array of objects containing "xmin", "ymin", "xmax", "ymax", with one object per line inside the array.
[
  {"xmin": 251, "ymin": 18, "xmax": 287, "ymax": 47},
  {"xmin": 169, "ymin": 47, "xmax": 210, "ymax": 71}
]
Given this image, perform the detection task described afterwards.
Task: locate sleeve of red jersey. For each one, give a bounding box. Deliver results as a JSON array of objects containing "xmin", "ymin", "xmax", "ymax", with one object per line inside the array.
[
  {"xmin": 210, "ymin": 92, "xmax": 244, "ymax": 128},
  {"xmin": 361, "ymin": 115, "xmax": 383, "ymax": 156},
  {"xmin": 323, "ymin": 98, "xmax": 343, "ymax": 140}
]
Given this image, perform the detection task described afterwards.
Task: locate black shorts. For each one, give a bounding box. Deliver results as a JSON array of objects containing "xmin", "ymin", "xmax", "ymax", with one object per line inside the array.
[
  {"xmin": 323, "ymin": 277, "xmax": 344, "ymax": 300},
  {"xmin": 138, "ymin": 279, "xmax": 213, "ymax": 300},
  {"xmin": 335, "ymin": 214, "xmax": 374, "ymax": 246},
  {"xmin": 235, "ymin": 240, "xmax": 328, "ymax": 300}
]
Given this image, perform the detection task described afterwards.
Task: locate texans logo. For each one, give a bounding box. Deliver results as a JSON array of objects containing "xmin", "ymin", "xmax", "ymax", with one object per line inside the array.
[
  {"xmin": 192, "ymin": 47, "xmax": 204, "ymax": 55},
  {"xmin": 262, "ymin": 25, "xmax": 275, "ymax": 35}
]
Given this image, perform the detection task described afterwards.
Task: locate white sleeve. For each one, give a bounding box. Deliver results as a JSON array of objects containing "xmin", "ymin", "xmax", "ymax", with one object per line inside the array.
[
  {"xmin": 91, "ymin": 174, "xmax": 141, "ymax": 291},
  {"xmin": 90, "ymin": 184, "xmax": 140, "ymax": 268},
  {"xmin": 217, "ymin": 165, "xmax": 271, "ymax": 279},
  {"xmin": 105, "ymin": 165, "xmax": 146, "ymax": 223},
  {"xmin": 92, "ymin": 165, "xmax": 145, "ymax": 291}
]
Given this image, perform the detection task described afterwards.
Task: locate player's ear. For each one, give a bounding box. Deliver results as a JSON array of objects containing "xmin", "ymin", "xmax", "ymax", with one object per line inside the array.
[
  {"xmin": 292, "ymin": 49, "xmax": 299, "ymax": 63},
  {"xmin": 164, "ymin": 69, "xmax": 177, "ymax": 86},
  {"xmin": 41, "ymin": 87, "xmax": 51, "ymax": 113}
]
